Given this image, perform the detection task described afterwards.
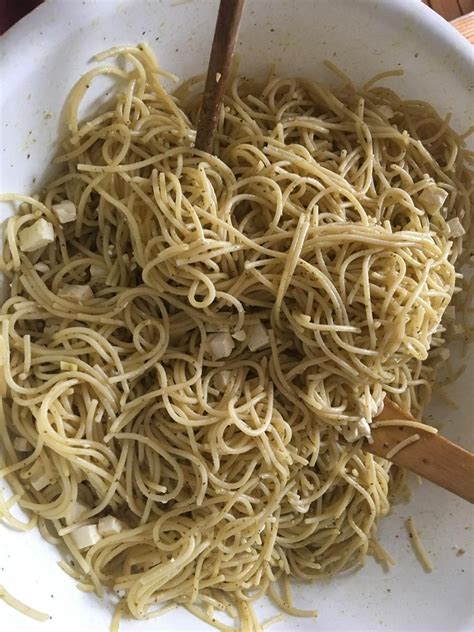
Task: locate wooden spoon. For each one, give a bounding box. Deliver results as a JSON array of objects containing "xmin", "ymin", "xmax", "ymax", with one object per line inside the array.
[
  {"xmin": 369, "ymin": 398, "xmax": 474, "ymax": 503},
  {"xmin": 194, "ymin": 0, "xmax": 474, "ymax": 504},
  {"xmin": 195, "ymin": 0, "xmax": 245, "ymax": 153}
]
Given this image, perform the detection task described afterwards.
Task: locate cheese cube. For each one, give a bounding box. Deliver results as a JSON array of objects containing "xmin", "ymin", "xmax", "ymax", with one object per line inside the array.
[
  {"xmin": 375, "ymin": 392, "xmax": 386, "ymax": 417},
  {"xmin": 13, "ymin": 437, "xmax": 30, "ymax": 452},
  {"xmin": 58, "ymin": 284, "xmax": 93, "ymax": 302},
  {"xmin": 31, "ymin": 471, "xmax": 51, "ymax": 491},
  {"xmin": 364, "ymin": 393, "xmax": 381, "ymax": 417},
  {"xmin": 378, "ymin": 105, "xmax": 394, "ymax": 119},
  {"xmin": 60, "ymin": 361, "xmax": 78, "ymax": 371},
  {"xmin": 98, "ymin": 516, "xmax": 124, "ymax": 537},
  {"xmin": 214, "ymin": 370, "xmax": 232, "ymax": 391},
  {"xmin": 52, "ymin": 200, "xmax": 77, "ymax": 224},
  {"xmin": 34, "ymin": 262, "xmax": 50, "ymax": 273},
  {"xmin": 70, "ymin": 524, "xmax": 101, "ymax": 550},
  {"xmin": 19, "ymin": 218, "xmax": 55, "ymax": 252},
  {"xmin": 245, "ymin": 320, "xmax": 269, "ymax": 352},
  {"xmin": 419, "ymin": 186, "xmax": 448, "ymax": 214},
  {"xmin": 90, "ymin": 264, "xmax": 107, "ymax": 283},
  {"xmin": 68, "ymin": 501, "xmax": 88, "ymax": 522},
  {"xmin": 207, "ymin": 333, "xmax": 235, "ymax": 359},
  {"xmin": 342, "ymin": 417, "xmax": 371, "ymax": 442},
  {"xmin": 447, "ymin": 217, "xmax": 465, "ymax": 238},
  {"xmin": 232, "ymin": 330, "xmax": 247, "ymax": 341}
]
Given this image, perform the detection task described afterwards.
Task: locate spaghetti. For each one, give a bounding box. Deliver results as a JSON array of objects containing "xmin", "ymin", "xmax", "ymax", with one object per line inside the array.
[
  {"xmin": 0, "ymin": 44, "xmax": 472, "ymax": 628},
  {"xmin": 0, "ymin": 585, "xmax": 49, "ymax": 622},
  {"xmin": 405, "ymin": 516, "xmax": 433, "ymax": 573},
  {"xmin": 385, "ymin": 434, "xmax": 420, "ymax": 460}
]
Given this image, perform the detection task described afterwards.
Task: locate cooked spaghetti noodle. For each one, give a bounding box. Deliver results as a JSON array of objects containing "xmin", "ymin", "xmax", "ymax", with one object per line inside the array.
[
  {"xmin": 0, "ymin": 44, "xmax": 472, "ymax": 628},
  {"xmin": 405, "ymin": 516, "xmax": 433, "ymax": 573},
  {"xmin": 0, "ymin": 585, "xmax": 49, "ymax": 622},
  {"xmin": 385, "ymin": 434, "xmax": 420, "ymax": 460}
]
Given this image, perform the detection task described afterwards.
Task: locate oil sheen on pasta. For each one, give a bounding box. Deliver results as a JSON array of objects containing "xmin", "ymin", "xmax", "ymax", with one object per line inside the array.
[{"xmin": 0, "ymin": 43, "xmax": 472, "ymax": 629}]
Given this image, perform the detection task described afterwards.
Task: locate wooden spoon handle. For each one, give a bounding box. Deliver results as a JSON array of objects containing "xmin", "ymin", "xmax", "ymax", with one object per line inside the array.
[
  {"xmin": 195, "ymin": 0, "xmax": 245, "ymax": 153},
  {"xmin": 368, "ymin": 399, "xmax": 474, "ymax": 503}
]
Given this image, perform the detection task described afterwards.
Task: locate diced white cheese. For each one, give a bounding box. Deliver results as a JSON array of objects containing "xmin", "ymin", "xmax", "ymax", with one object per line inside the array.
[
  {"xmin": 98, "ymin": 516, "xmax": 124, "ymax": 537},
  {"xmin": 31, "ymin": 471, "xmax": 51, "ymax": 491},
  {"xmin": 418, "ymin": 186, "xmax": 448, "ymax": 214},
  {"xmin": 90, "ymin": 264, "xmax": 107, "ymax": 283},
  {"xmin": 342, "ymin": 417, "xmax": 371, "ymax": 442},
  {"xmin": 444, "ymin": 306, "xmax": 456, "ymax": 322},
  {"xmin": 34, "ymin": 262, "xmax": 50, "ymax": 273},
  {"xmin": 57, "ymin": 284, "xmax": 93, "ymax": 303},
  {"xmin": 232, "ymin": 330, "xmax": 247, "ymax": 341},
  {"xmin": 378, "ymin": 104, "xmax": 394, "ymax": 119},
  {"xmin": 52, "ymin": 200, "xmax": 77, "ymax": 224},
  {"xmin": 214, "ymin": 370, "xmax": 232, "ymax": 391},
  {"xmin": 60, "ymin": 361, "xmax": 78, "ymax": 371},
  {"xmin": 375, "ymin": 392, "xmax": 386, "ymax": 417},
  {"xmin": 207, "ymin": 333, "xmax": 235, "ymax": 359},
  {"xmin": 19, "ymin": 218, "xmax": 55, "ymax": 252},
  {"xmin": 70, "ymin": 524, "xmax": 101, "ymax": 550},
  {"xmin": 358, "ymin": 418, "xmax": 371, "ymax": 437},
  {"xmin": 68, "ymin": 501, "xmax": 88, "ymax": 522},
  {"xmin": 447, "ymin": 217, "xmax": 465, "ymax": 238},
  {"xmin": 364, "ymin": 393, "xmax": 381, "ymax": 417},
  {"xmin": 245, "ymin": 320, "xmax": 269, "ymax": 352},
  {"xmin": 13, "ymin": 437, "xmax": 30, "ymax": 452}
]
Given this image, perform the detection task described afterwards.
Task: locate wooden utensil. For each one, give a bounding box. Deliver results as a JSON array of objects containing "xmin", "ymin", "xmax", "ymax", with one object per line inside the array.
[
  {"xmin": 195, "ymin": 0, "xmax": 245, "ymax": 153},
  {"xmin": 195, "ymin": 0, "xmax": 474, "ymax": 505},
  {"xmin": 368, "ymin": 398, "xmax": 474, "ymax": 503}
]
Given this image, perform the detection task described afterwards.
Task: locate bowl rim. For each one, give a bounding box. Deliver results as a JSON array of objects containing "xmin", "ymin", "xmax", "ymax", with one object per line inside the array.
[{"xmin": 1, "ymin": 0, "xmax": 473, "ymax": 67}]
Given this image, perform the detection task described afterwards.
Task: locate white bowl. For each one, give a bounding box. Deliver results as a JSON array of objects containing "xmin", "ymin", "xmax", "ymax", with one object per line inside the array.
[{"xmin": 0, "ymin": 1, "xmax": 473, "ymax": 631}]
